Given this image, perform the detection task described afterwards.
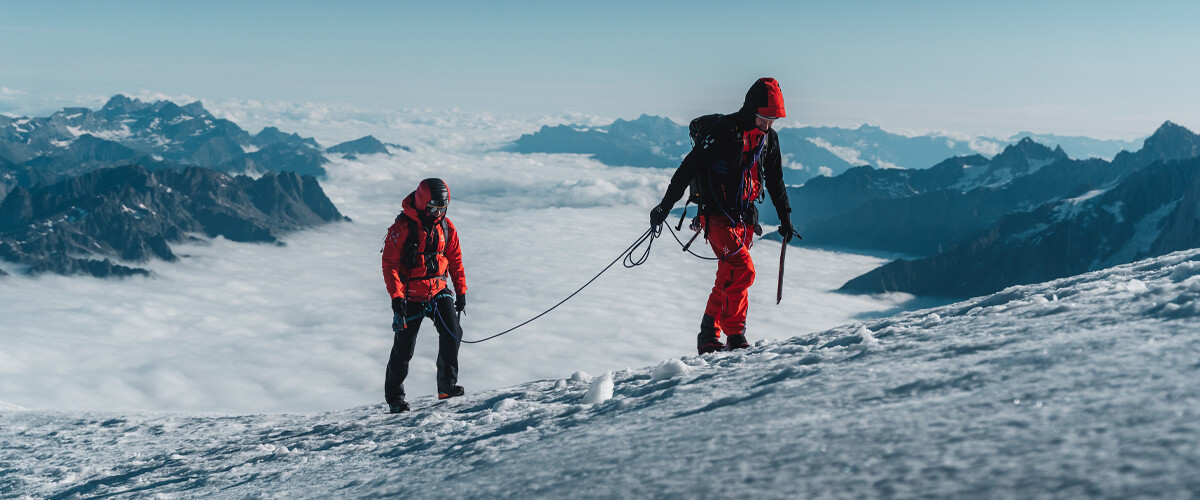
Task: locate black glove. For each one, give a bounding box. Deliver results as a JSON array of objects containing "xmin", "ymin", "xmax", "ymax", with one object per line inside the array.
[
  {"xmin": 455, "ymin": 293, "xmax": 466, "ymax": 313},
  {"xmin": 649, "ymin": 204, "xmax": 670, "ymax": 227},
  {"xmin": 779, "ymin": 219, "xmax": 801, "ymax": 244}
]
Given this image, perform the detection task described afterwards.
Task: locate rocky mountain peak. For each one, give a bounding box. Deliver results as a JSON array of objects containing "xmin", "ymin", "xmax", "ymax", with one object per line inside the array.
[
  {"xmin": 327, "ymin": 135, "xmax": 388, "ymax": 156},
  {"xmin": 253, "ymin": 127, "xmax": 320, "ymax": 150},
  {"xmin": 1140, "ymin": 121, "xmax": 1200, "ymax": 161},
  {"xmin": 610, "ymin": 114, "xmax": 680, "ymax": 134},
  {"xmin": 181, "ymin": 100, "xmax": 207, "ymax": 116},
  {"xmin": 101, "ymin": 94, "xmax": 136, "ymax": 113},
  {"xmin": 992, "ymin": 136, "xmax": 1069, "ymax": 165}
]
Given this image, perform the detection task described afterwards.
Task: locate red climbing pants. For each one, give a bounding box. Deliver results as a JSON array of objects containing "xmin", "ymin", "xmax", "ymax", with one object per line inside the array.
[{"xmin": 702, "ymin": 216, "xmax": 755, "ymax": 338}]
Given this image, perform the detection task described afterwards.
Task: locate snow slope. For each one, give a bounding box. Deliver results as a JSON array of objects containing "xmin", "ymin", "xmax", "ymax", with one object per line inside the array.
[{"xmin": 4, "ymin": 249, "xmax": 1198, "ymax": 498}]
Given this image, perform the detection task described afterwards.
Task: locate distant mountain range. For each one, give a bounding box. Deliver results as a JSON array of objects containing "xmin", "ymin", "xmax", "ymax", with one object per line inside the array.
[
  {"xmin": 1010, "ymin": 131, "xmax": 1140, "ymax": 161},
  {"xmin": 0, "ymin": 95, "xmax": 396, "ymax": 195},
  {"xmin": 2, "ymin": 95, "xmax": 1189, "ymax": 291},
  {"xmin": 0, "ymin": 95, "xmax": 388, "ymax": 278},
  {"xmin": 515, "ymin": 113, "xmax": 1194, "ymax": 298},
  {"xmin": 0, "ymin": 164, "xmax": 348, "ymax": 277},
  {"xmin": 505, "ymin": 114, "xmax": 1141, "ymax": 183},
  {"xmin": 0, "ymin": 95, "xmax": 328, "ymax": 182},
  {"xmin": 783, "ymin": 138, "xmax": 1077, "ymax": 253},
  {"xmin": 825, "ymin": 121, "xmax": 1200, "ymax": 297}
]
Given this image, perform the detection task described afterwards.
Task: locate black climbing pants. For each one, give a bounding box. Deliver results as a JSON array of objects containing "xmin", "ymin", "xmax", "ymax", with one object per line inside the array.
[{"xmin": 384, "ymin": 292, "xmax": 461, "ymax": 404}]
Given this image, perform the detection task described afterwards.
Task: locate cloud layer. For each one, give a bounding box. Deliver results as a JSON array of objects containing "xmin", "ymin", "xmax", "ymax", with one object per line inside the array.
[{"xmin": 0, "ymin": 117, "xmax": 932, "ymax": 413}]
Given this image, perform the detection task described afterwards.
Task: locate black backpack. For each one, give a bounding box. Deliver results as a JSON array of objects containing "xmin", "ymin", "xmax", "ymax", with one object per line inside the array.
[
  {"xmin": 678, "ymin": 113, "xmax": 769, "ymax": 233},
  {"xmin": 678, "ymin": 114, "xmax": 722, "ymax": 224}
]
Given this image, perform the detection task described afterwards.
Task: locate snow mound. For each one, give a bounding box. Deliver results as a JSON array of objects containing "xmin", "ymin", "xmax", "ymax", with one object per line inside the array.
[
  {"xmin": 3, "ymin": 249, "xmax": 1200, "ymax": 498},
  {"xmin": 650, "ymin": 359, "xmax": 689, "ymax": 381},
  {"xmin": 582, "ymin": 372, "xmax": 614, "ymax": 404}
]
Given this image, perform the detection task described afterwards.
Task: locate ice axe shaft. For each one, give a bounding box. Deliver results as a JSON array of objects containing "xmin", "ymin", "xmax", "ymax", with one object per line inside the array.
[
  {"xmin": 682, "ymin": 228, "xmax": 702, "ymax": 252},
  {"xmin": 777, "ymin": 229, "xmax": 802, "ymax": 304},
  {"xmin": 776, "ymin": 240, "xmax": 786, "ymax": 304}
]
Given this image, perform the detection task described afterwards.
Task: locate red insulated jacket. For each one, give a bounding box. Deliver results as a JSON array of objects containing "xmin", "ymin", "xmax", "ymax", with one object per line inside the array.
[{"xmin": 382, "ymin": 182, "xmax": 467, "ymax": 302}]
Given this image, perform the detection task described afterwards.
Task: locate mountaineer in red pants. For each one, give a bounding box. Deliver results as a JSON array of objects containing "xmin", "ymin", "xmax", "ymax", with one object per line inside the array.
[{"xmin": 650, "ymin": 78, "xmax": 799, "ymax": 355}]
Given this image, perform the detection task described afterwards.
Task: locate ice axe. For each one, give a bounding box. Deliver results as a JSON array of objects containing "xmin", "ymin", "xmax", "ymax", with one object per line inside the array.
[{"xmin": 777, "ymin": 229, "xmax": 802, "ymax": 304}]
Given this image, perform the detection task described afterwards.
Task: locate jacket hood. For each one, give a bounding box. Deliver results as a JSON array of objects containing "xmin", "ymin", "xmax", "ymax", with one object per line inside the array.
[
  {"xmin": 740, "ymin": 77, "xmax": 786, "ymax": 119},
  {"xmin": 401, "ymin": 178, "xmax": 451, "ymax": 223}
]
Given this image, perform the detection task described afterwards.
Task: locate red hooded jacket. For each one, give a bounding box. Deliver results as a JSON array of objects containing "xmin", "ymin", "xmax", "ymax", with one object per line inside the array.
[{"xmin": 382, "ymin": 181, "xmax": 467, "ymax": 302}]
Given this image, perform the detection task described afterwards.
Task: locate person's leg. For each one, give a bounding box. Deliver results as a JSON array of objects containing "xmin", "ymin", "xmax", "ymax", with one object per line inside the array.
[
  {"xmin": 700, "ymin": 217, "xmax": 751, "ymax": 353},
  {"xmin": 428, "ymin": 293, "xmax": 463, "ymax": 396},
  {"xmin": 717, "ymin": 246, "xmax": 755, "ymax": 339},
  {"xmin": 384, "ymin": 302, "xmax": 425, "ymax": 406}
]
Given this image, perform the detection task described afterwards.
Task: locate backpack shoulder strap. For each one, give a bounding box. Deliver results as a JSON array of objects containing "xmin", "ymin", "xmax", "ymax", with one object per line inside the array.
[
  {"xmin": 405, "ymin": 215, "xmax": 420, "ymax": 246},
  {"xmin": 401, "ymin": 215, "xmax": 421, "ymax": 268}
]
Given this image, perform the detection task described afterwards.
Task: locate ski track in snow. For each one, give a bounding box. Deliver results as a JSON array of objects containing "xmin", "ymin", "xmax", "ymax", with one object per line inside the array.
[{"xmin": 3, "ymin": 249, "xmax": 1199, "ymax": 498}]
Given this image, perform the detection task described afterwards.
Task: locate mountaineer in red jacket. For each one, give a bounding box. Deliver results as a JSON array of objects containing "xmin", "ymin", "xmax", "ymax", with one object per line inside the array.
[
  {"xmin": 382, "ymin": 178, "xmax": 468, "ymax": 413},
  {"xmin": 650, "ymin": 78, "xmax": 799, "ymax": 355}
]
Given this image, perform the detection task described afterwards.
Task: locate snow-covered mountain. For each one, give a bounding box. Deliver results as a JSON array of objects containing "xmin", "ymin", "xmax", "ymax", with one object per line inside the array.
[
  {"xmin": 0, "ymin": 95, "xmax": 330, "ymax": 181},
  {"xmin": 505, "ymin": 115, "xmax": 982, "ymax": 183},
  {"xmin": 787, "ymin": 123, "xmax": 985, "ymax": 172},
  {"xmin": 839, "ymin": 123, "xmax": 1200, "ymax": 297},
  {"xmin": 3, "ymin": 248, "xmax": 1198, "ymax": 498},
  {"xmin": 0, "ymin": 96, "xmax": 373, "ymax": 277},
  {"xmin": 1010, "ymin": 130, "xmax": 1141, "ymax": 160},
  {"xmin": 505, "ymin": 115, "xmax": 1139, "ymax": 184},
  {"xmin": 789, "ymin": 137, "xmax": 1107, "ymax": 252},
  {"xmin": 843, "ymin": 157, "xmax": 1200, "ymax": 297}
]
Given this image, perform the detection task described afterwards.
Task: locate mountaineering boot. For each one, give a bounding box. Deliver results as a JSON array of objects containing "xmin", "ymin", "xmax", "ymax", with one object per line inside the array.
[
  {"xmin": 697, "ymin": 331, "xmax": 724, "ymax": 354},
  {"xmin": 697, "ymin": 314, "xmax": 724, "ymax": 355},
  {"xmin": 726, "ymin": 333, "xmax": 750, "ymax": 351},
  {"xmin": 388, "ymin": 399, "xmax": 411, "ymax": 414},
  {"xmin": 438, "ymin": 385, "xmax": 465, "ymax": 400}
]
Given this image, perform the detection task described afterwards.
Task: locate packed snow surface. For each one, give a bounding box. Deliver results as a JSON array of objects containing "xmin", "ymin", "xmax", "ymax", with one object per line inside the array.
[{"xmin": 3, "ymin": 249, "xmax": 1199, "ymax": 498}]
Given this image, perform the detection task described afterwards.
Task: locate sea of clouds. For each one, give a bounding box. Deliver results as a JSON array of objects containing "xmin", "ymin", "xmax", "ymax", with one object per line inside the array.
[{"xmin": 0, "ymin": 106, "xmax": 939, "ymax": 413}]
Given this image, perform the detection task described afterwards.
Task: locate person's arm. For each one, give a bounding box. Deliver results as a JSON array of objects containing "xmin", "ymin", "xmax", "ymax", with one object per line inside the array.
[
  {"xmin": 443, "ymin": 219, "xmax": 467, "ymax": 296},
  {"xmin": 382, "ymin": 222, "xmax": 408, "ymax": 300},
  {"xmin": 763, "ymin": 130, "xmax": 791, "ymax": 221},
  {"xmin": 763, "ymin": 130, "xmax": 798, "ymax": 241},
  {"xmin": 651, "ymin": 123, "xmax": 725, "ymax": 226},
  {"xmin": 659, "ymin": 147, "xmax": 704, "ymax": 209}
]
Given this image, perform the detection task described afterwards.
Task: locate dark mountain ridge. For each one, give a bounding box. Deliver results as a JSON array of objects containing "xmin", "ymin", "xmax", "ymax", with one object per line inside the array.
[
  {"xmin": 0, "ymin": 164, "xmax": 348, "ymax": 278},
  {"xmin": 791, "ymin": 139, "xmax": 1105, "ymax": 254},
  {"xmin": 837, "ymin": 121, "xmax": 1200, "ymax": 297},
  {"xmin": 327, "ymin": 135, "xmax": 390, "ymax": 157}
]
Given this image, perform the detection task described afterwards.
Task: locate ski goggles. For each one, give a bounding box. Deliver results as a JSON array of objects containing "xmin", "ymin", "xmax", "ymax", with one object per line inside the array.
[
  {"xmin": 755, "ymin": 113, "xmax": 781, "ymax": 121},
  {"xmin": 427, "ymin": 201, "xmax": 448, "ymax": 215}
]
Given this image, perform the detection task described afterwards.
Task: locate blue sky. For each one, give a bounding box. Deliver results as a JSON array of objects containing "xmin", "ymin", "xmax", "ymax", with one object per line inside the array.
[{"xmin": 2, "ymin": 0, "xmax": 1198, "ymax": 139}]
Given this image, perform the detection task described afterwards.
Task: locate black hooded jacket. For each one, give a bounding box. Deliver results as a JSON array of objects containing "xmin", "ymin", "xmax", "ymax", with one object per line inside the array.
[{"xmin": 658, "ymin": 107, "xmax": 791, "ymax": 222}]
